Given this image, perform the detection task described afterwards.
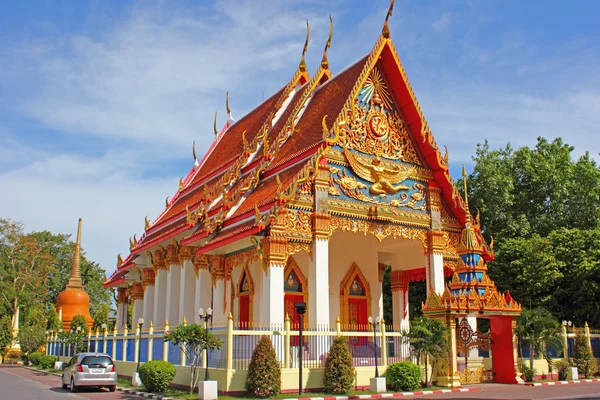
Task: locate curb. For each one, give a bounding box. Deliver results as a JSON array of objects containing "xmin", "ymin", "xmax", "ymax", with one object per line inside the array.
[
  {"xmin": 282, "ymin": 388, "xmax": 477, "ymax": 400},
  {"xmin": 525, "ymin": 378, "xmax": 600, "ymax": 387}
]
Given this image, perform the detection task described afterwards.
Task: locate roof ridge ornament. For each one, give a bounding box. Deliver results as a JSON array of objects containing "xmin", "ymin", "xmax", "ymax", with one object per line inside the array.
[
  {"xmin": 321, "ymin": 15, "xmax": 333, "ymax": 69},
  {"xmin": 299, "ymin": 20, "xmax": 309, "ymax": 72},
  {"xmin": 382, "ymin": 0, "xmax": 395, "ymax": 39},
  {"xmin": 226, "ymin": 91, "xmax": 231, "ymax": 116},
  {"xmin": 213, "ymin": 111, "xmax": 218, "ymax": 136},
  {"xmin": 193, "ymin": 141, "xmax": 199, "ymax": 167}
]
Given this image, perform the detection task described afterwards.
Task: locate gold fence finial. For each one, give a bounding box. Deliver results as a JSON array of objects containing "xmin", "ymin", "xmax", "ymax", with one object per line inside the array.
[
  {"xmin": 382, "ymin": 0, "xmax": 395, "ymax": 39},
  {"xmin": 299, "ymin": 20, "xmax": 309, "ymax": 72},
  {"xmin": 321, "ymin": 15, "xmax": 333, "ymax": 69}
]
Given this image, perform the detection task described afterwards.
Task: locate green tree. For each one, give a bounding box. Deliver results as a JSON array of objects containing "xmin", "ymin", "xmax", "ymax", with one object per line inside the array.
[
  {"xmin": 163, "ymin": 324, "xmax": 223, "ymax": 395},
  {"xmin": 91, "ymin": 304, "xmax": 111, "ymax": 332},
  {"xmin": 0, "ymin": 315, "xmax": 12, "ymax": 357},
  {"xmin": 70, "ymin": 314, "xmax": 89, "ymax": 335},
  {"xmin": 406, "ymin": 316, "xmax": 448, "ymax": 386},
  {"xmin": 515, "ymin": 308, "xmax": 563, "ymax": 370},
  {"xmin": 572, "ymin": 331, "xmax": 597, "ymax": 378},
  {"xmin": 0, "ymin": 219, "xmax": 54, "ymax": 327},
  {"xmin": 46, "ymin": 308, "xmax": 62, "ymax": 333},
  {"xmin": 246, "ymin": 335, "xmax": 281, "ymax": 398},
  {"xmin": 323, "ymin": 336, "xmax": 355, "ymax": 394},
  {"xmin": 17, "ymin": 325, "xmax": 45, "ymax": 363}
]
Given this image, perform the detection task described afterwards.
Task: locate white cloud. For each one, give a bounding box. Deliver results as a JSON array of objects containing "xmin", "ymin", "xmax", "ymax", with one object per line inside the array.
[{"xmin": 432, "ymin": 12, "xmax": 453, "ymax": 33}]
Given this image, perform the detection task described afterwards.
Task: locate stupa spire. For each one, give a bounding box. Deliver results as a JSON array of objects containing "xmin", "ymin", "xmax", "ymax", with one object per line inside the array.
[
  {"xmin": 459, "ymin": 166, "xmax": 481, "ymax": 255},
  {"xmin": 67, "ymin": 218, "xmax": 83, "ymax": 289}
]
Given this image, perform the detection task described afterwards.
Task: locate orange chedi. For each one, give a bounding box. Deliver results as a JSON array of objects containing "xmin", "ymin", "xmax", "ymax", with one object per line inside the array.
[{"xmin": 56, "ymin": 218, "xmax": 93, "ymax": 330}]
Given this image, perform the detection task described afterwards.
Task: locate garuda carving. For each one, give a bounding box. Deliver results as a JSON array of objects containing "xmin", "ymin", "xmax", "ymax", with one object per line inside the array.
[{"xmin": 344, "ymin": 146, "xmax": 415, "ymax": 196}]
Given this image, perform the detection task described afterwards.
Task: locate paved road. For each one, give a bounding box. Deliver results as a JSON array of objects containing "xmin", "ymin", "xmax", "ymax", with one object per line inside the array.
[
  {"xmin": 404, "ymin": 382, "xmax": 600, "ymax": 399},
  {"xmin": 0, "ymin": 366, "xmax": 138, "ymax": 400}
]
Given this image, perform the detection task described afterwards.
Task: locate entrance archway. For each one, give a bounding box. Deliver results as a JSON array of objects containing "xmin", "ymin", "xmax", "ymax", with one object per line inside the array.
[
  {"xmin": 236, "ymin": 265, "xmax": 254, "ymax": 329},
  {"xmin": 284, "ymin": 257, "xmax": 308, "ymax": 330},
  {"xmin": 340, "ymin": 262, "xmax": 371, "ymax": 330}
]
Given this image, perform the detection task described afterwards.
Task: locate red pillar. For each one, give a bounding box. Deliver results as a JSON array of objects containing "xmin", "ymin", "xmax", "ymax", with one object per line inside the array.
[{"xmin": 490, "ymin": 316, "xmax": 518, "ymax": 384}]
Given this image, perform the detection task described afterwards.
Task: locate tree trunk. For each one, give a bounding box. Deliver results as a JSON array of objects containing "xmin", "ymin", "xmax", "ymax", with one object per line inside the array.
[
  {"xmin": 529, "ymin": 341, "xmax": 534, "ymax": 369},
  {"xmin": 425, "ymin": 353, "xmax": 429, "ymax": 387}
]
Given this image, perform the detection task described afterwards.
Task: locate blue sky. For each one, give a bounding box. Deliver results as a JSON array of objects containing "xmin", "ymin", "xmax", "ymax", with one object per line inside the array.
[{"xmin": 1, "ymin": 0, "xmax": 599, "ymax": 275}]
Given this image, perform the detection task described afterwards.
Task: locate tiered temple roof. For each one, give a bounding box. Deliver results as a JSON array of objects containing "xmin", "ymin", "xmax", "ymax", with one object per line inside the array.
[{"xmin": 105, "ymin": 4, "xmax": 494, "ymax": 288}]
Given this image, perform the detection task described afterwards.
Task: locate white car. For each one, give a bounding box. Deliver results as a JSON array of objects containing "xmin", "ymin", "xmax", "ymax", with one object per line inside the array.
[{"xmin": 62, "ymin": 353, "xmax": 117, "ymax": 393}]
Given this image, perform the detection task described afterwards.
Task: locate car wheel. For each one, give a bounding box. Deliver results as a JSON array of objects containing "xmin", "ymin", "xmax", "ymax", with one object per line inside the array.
[
  {"xmin": 108, "ymin": 385, "xmax": 116, "ymax": 392},
  {"xmin": 70, "ymin": 378, "xmax": 78, "ymax": 393}
]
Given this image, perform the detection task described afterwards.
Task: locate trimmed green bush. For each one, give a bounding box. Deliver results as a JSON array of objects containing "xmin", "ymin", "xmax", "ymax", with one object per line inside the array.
[
  {"xmin": 324, "ymin": 336, "xmax": 355, "ymax": 394},
  {"xmin": 39, "ymin": 355, "xmax": 56, "ymax": 369},
  {"xmin": 573, "ymin": 333, "xmax": 597, "ymax": 378},
  {"xmin": 246, "ymin": 335, "xmax": 281, "ymax": 398},
  {"xmin": 385, "ymin": 362, "xmax": 421, "ymax": 391},
  {"xmin": 29, "ymin": 352, "xmax": 43, "ymax": 366},
  {"xmin": 521, "ymin": 365, "xmax": 536, "ymax": 382},
  {"xmin": 139, "ymin": 360, "xmax": 176, "ymax": 393},
  {"xmin": 555, "ymin": 360, "xmax": 570, "ymax": 381}
]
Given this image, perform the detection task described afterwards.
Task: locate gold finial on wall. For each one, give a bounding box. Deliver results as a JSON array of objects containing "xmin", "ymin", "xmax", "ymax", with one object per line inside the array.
[
  {"xmin": 321, "ymin": 15, "xmax": 333, "ymax": 69},
  {"xmin": 299, "ymin": 20, "xmax": 309, "ymax": 72},
  {"xmin": 382, "ymin": 0, "xmax": 395, "ymax": 39}
]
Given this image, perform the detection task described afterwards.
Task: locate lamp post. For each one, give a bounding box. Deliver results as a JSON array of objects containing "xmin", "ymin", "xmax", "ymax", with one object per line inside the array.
[
  {"xmin": 198, "ymin": 308, "xmax": 213, "ymax": 381},
  {"xmin": 294, "ymin": 302, "xmax": 307, "ymax": 396},
  {"xmin": 368, "ymin": 316, "xmax": 381, "ymax": 378},
  {"xmin": 136, "ymin": 318, "xmax": 144, "ymax": 373},
  {"xmin": 562, "ymin": 320, "xmax": 572, "ymax": 362}
]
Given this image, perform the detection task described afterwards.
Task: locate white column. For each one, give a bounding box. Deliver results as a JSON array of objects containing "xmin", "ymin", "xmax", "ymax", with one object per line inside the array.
[
  {"xmin": 308, "ymin": 238, "xmax": 330, "ymax": 328},
  {"xmin": 195, "ymin": 268, "xmax": 211, "ymax": 324},
  {"xmin": 262, "ymin": 264, "xmax": 285, "ymax": 325},
  {"xmin": 154, "ymin": 269, "xmax": 168, "ymax": 327},
  {"xmin": 132, "ymin": 299, "xmax": 144, "ymax": 326},
  {"xmin": 392, "ymin": 287, "xmax": 410, "ymax": 331},
  {"xmin": 212, "ymin": 279, "xmax": 227, "ymax": 325},
  {"xmin": 143, "ymin": 285, "xmax": 155, "ymax": 325},
  {"xmin": 428, "ymin": 253, "xmax": 445, "ymax": 294},
  {"xmin": 116, "ymin": 301, "xmax": 128, "ymax": 330},
  {"xmin": 165, "ymin": 265, "xmax": 181, "ymax": 325},
  {"xmin": 179, "ymin": 261, "xmax": 196, "ymax": 324}
]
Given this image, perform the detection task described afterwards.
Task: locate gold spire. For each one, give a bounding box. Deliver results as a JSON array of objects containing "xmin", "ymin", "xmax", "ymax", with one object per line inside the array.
[
  {"xmin": 67, "ymin": 218, "xmax": 83, "ymax": 289},
  {"xmin": 299, "ymin": 20, "xmax": 310, "ymax": 72},
  {"xmin": 165, "ymin": 196, "xmax": 170, "ymax": 207},
  {"xmin": 321, "ymin": 15, "xmax": 333, "ymax": 69},
  {"xmin": 459, "ymin": 165, "xmax": 480, "ymax": 252},
  {"xmin": 145, "ymin": 215, "xmax": 150, "ymax": 230},
  {"xmin": 382, "ymin": 0, "xmax": 395, "ymax": 39},
  {"xmin": 213, "ymin": 111, "xmax": 218, "ymax": 136},
  {"xmin": 226, "ymin": 91, "xmax": 231, "ymax": 116}
]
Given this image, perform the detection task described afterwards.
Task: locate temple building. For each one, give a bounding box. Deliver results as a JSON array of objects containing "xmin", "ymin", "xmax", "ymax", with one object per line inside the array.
[
  {"xmin": 104, "ymin": 2, "xmax": 521, "ymax": 386},
  {"xmin": 57, "ymin": 218, "xmax": 93, "ymax": 330}
]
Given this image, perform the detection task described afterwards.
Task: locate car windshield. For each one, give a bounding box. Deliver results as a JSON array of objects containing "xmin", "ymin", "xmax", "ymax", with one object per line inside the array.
[{"xmin": 81, "ymin": 356, "xmax": 113, "ymax": 368}]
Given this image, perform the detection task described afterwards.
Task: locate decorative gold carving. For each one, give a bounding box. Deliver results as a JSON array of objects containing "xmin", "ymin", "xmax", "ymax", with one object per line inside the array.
[
  {"xmin": 336, "ymin": 67, "xmax": 421, "ymax": 164},
  {"xmin": 284, "ymin": 208, "xmax": 312, "ymax": 239},
  {"xmin": 330, "ymin": 216, "xmax": 428, "ymax": 247},
  {"xmin": 116, "ymin": 287, "xmax": 129, "ymax": 305},
  {"xmin": 261, "ymin": 236, "xmax": 289, "ymax": 272},
  {"xmin": 209, "ymin": 255, "xmax": 226, "ymax": 286},
  {"xmin": 225, "ymin": 247, "xmax": 259, "ymax": 272},
  {"xmin": 153, "ymin": 248, "xmax": 167, "ymax": 271},
  {"xmin": 145, "ymin": 215, "xmax": 150, "ymax": 230},
  {"xmin": 427, "ymin": 185, "xmax": 443, "ymax": 211},
  {"xmin": 339, "ymin": 262, "xmax": 372, "ymax": 326},
  {"xmin": 286, "ymin": 242, "xmax": 312, "ymax": 259},
  {"xmin": 382, "ymin": 0, "xmax": 394, "ymax": 39},
  {"xmin": 193, "ymin": 254, "xmax": 210, "ymax": 273},
  {"xmin": 428, "ymin": 230, "xmax": 445, "ymax": 255},
  {"xmin": 344, "ymin": 147, "xmax": 414, "ymax": 196},
  {"xmin": 130, "ymin": 282, "xmax": 144, "ymax": 301},
  {"xmin": 179, "ymin": 246, "xmax": 194, "ymax": 264},
  {"xmin": 166, "ymin": 241, "xmax": 180, "ymax": 266},
  {"xmin": 142, "ymin": 268, "xmax": 156, "ymax": 288},
  {"xmin": 458, "ymin": 366, "xmax": 493, "ymax": 384},
  {"xmin": 312, "ymin": 212, "xmax": 332, "ymax": 240}
]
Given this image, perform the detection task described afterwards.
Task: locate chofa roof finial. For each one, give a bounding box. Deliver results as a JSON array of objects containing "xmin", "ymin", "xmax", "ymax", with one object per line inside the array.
[
  {"xmin": 382, "ymin": 0, "xmax": 395, "ymax": 39},
  {"xmin": 193, "ymin": 140, "xmax": 198, "ymax": 167},
  {"xmin": 299, "ymin": 20, "xmax": 309, "ymax": 72},
  {"xmin": 213, "ymin": 111, "xmax": 218, "ymax": 136},
  {"xmin": 321, "ymin": 15, "xmax": 333, "ymax": 69}
]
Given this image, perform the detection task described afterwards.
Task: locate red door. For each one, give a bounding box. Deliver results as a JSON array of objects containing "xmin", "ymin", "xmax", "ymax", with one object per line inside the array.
[
  {"xmin": 348, "ymin": 298, "xmax": 368, "ymax": 345},
  {"xmin": 239, "ymin": 296, "xmax": 250, "ymax": 329},
  {"xmin": 285, "ymin": 294, "xmax": 305, "ymax": 346}
]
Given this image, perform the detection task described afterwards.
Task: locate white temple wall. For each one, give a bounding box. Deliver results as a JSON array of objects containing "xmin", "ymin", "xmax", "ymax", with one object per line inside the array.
[
  {"xmin": 329, "ymin": 231, "xmax": 382, "ymax": 324},
  {"xmin": 178, "ymin": 260, "xmax": 196, "ymax": 324},
  {"xmin": 165, "ymin": 265, "xmax": 181, "ymax": 325}
]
